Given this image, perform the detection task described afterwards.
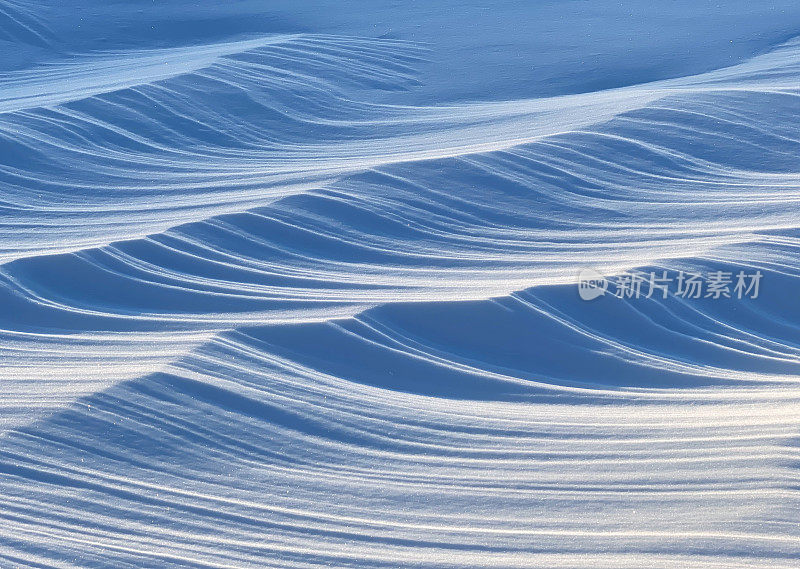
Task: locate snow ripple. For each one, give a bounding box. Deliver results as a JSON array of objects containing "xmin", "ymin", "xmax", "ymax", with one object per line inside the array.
[{"xmin": 1, "ymin": 17, "xmax": 799, "ymax": 569}]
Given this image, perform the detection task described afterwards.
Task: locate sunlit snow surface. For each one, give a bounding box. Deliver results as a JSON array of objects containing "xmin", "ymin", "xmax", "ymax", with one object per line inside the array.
[{"xmin": 2, "ymin": 1, "xmax": 800, "ymax": 567}]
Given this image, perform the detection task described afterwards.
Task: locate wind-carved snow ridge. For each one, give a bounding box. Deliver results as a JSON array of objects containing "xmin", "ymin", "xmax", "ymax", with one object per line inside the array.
[
  {"xmin": 1, "ymin": 34, "xmax": 798, "ymax": 263},
  {"xmin": 0, "ymin": 25, "xmax": 800, "ymax": 569}
]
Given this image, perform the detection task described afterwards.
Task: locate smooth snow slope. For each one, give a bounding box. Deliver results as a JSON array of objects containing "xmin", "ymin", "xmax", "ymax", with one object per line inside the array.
[{"xmin": 1, "ymin": 1, "xmax": 800, "ymax": 568}]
